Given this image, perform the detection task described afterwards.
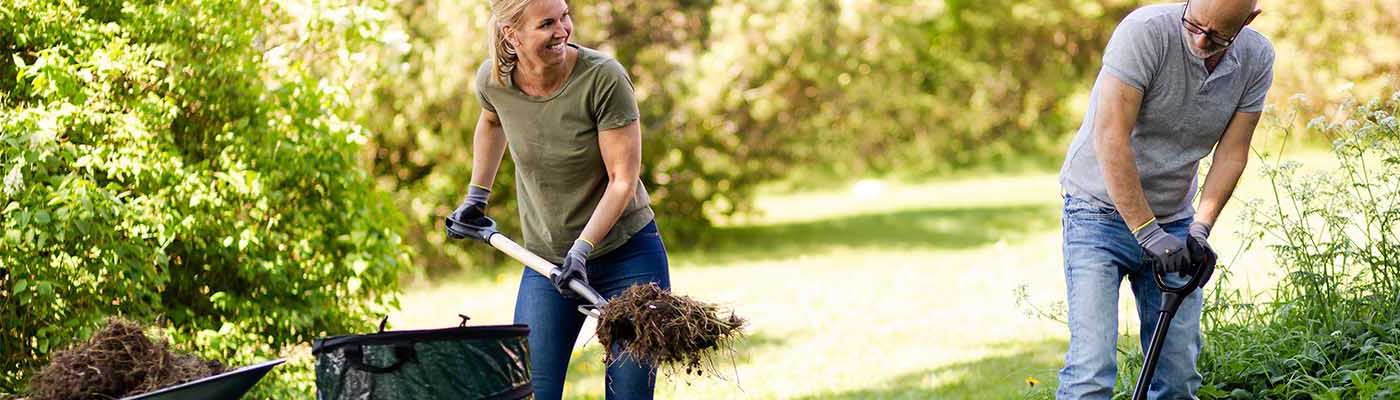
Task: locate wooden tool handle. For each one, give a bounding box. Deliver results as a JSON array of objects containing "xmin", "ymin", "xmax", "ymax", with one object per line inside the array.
[{"xmin": 488, "ymin": 233, "xmax": 607, "ymax": 307}]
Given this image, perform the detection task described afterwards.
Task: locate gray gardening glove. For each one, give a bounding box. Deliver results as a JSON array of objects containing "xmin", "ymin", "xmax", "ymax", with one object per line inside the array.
[
  {"xmin": 551, "ymin": 239, "xmax": 592, "ymax": 300},
  {"xmin": 445, "ymin": 185, "xmax": 495, "ymax": 241},
  {"xmin": 1189, "ymin": 221, "xmax": 1218, "ymax": 270},
  {"xmin": 1136, "ymin": 221, "xmax": 1190, "ymax": 274}
]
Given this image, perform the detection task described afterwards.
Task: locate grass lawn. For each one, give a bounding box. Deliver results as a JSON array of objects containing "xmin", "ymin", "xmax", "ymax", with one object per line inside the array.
[{"xmin": 395, "ymin": 148, "xmax": 1332, "ymax": 399}]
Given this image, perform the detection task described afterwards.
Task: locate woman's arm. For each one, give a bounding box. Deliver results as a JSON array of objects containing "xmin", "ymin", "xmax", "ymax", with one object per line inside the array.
[
  {"xmin": 470, "ymin": 110, "xmax": 508, "ymax": 188},
  {"xmin": 577, "ymin": 120, "xmax": 642, "ymax": 245}
]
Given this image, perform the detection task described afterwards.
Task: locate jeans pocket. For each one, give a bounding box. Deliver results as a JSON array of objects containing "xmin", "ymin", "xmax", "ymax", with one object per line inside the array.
[{"xmin": 1064, "ymin": 197, "xmax": 1121, "ymax": 221}]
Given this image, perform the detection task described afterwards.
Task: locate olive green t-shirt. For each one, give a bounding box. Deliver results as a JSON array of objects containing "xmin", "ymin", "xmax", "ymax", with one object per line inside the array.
[{"xmin": 475, "ymin": 44, "xmax": 655, "ymax": 263}]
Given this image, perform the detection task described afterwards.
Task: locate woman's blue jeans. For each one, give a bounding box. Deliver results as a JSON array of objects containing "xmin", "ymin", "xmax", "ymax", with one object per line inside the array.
[{"xmin": 514, "ymin": 221, "xmax": 670, "ymax": 400}]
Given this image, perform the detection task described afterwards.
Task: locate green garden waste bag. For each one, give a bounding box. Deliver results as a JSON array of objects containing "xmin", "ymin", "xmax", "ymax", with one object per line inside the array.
[{"xmin": 312, "ymin": 324, "xmax": 532, "ymax": 400}]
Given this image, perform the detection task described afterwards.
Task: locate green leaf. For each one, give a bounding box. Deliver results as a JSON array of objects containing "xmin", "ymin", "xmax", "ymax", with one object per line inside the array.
[
  {"xmin": 13, "ymin": 279, "xmax": 28, "ymax": 294},
  {"xmin": 351, "ymin": 259, "xmax": 368, "ymax": 275}
]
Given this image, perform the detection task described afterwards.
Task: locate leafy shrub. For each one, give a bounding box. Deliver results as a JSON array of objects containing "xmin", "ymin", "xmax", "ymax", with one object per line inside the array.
[
  {"xmin": 1253, "ymin": 1, "xmax": 1400, "ymax": 122},
  {"xmin": 354, "ymin": 0, "xmax": 1138, "ymax": 277},
  {"xmin": 1196, "ymin": 88, "xmax": 1400, "ymax": 398},
  {"xmin": 0, "ymin": 0, "xmax": 409, "ymax": 395}
]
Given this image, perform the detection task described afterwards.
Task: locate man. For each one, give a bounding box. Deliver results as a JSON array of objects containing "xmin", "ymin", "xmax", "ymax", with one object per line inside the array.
[{"xmin": 1056, "ymin": 0, "xmax": 1273, "ymax": 398}]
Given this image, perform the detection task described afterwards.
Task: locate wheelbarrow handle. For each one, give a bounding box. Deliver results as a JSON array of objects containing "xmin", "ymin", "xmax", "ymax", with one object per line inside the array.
[{"xmin": 486, "ymin": 232, "xmax": 608, "ymax": 309}]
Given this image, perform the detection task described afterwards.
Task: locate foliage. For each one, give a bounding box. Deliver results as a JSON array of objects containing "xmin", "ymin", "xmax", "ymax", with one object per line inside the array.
[
  {"xmin": 357, "ymin": 0, "xmax": 1395, "ymax": 277},
  {"xmin": 1195, "ymin": 88, "xmax": 1400, "ymax": 398},
  {"xmin": 357, "ymin": 0, "xmax": 1137, "ymax": 277},
  {"xmin": 0, "ymin": 0, "xmax": 410, "ymax": 395},
  {"xmin": 345, "ymin": 0, "xmax": 508, "ymax": 276},
  {"xmin": 1254, "ymin": 1, "xmax": 1400, "ymax": 122}
]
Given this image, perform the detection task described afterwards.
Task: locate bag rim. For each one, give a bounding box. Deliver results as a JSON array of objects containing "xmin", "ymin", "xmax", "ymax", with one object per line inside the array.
[{"xmin": 311, "ymin": 324, "xmax": 529, "ymax": 355}]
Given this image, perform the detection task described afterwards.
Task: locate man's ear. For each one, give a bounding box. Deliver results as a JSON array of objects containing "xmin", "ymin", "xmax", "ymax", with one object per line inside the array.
[{"xmin": 1242, "ymin": 9, "xmax": 1261, "ymax": 27}]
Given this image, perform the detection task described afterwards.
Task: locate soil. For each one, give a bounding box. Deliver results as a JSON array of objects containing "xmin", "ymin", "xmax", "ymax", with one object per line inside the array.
[
  {"xmin": 595, "ymin": 283, "xmax": 745, "ymax": 376},
  {"xmin": 27, "ymin": 318, "xmax": 224, "ymax": 400}
]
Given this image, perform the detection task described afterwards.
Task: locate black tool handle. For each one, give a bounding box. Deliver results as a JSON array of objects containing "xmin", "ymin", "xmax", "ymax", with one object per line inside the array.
[
  {"xmin": 1133, "ymin": 292, "xmax": 1184, "ymax": 400},
  {"xmin": 1132, "ymin": 237, "xmax": 1215, "ymax": 399}
]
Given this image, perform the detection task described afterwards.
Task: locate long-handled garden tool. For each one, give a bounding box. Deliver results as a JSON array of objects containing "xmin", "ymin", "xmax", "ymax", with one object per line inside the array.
[
  {"xmin": 447, "ymin": 215, "xmax": 744, "ymax": 374},
  {"xmin": 1132, "ymin": 238, "xmax": 1216, "ymax": 400},
  {"xmin": 487, "ymin": 228, "xmax": 610, "ymax": 318}
]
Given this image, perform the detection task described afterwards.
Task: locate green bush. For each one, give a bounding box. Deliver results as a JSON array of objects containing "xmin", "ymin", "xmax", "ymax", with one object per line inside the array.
[
  {"xmin": 1253, "ymin": 1, "xmax": 1400, "ymax": 122},
  {"xmin": 344, "ymin": 0, "xmax": 509, "ymax": 277},
  {"xmin": 355, "ymin": 0, "xmax": 1137, "ymax": 278},
  {"xmin": 1196, "ymin": 88, "xmax": 1400, "ymax": 398},
  {"xmin": 0, "ymin": 0, "xmax": 409, "ymax": 395}
]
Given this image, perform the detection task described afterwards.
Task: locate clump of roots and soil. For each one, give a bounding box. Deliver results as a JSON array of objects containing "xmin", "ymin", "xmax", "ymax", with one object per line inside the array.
[
  {"xmin": 596, "ymin": 283, "xmax": 745, "ymax": 376},
  {"xmin": 27, "ymin": 318, "xmax": 225, "ymax": 400}
]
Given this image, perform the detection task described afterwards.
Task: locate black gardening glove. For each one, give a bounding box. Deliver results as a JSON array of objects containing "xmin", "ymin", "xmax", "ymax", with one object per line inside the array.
[
  {"xmin": 551, "ymin": 239, "xmax": 592, "ymax": 300},
  {"xmin": 445, "ymin": 185, "xmax": 496, "ymax": 241},
  {"xmin": 1136, "ymin": 220, "xmax": 1190, "ymax": 274}
]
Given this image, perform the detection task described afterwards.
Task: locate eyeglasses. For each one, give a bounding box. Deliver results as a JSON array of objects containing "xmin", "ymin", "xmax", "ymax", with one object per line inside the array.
[{"xmin": 1182, "ymin": 1, "xmax": 1237, "ymax": 48}]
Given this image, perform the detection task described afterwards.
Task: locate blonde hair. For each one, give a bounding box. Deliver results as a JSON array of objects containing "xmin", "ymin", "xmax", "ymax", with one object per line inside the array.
[{"xmin": 488, "ymin": 0, "xmax": 534, "ymax": 84}]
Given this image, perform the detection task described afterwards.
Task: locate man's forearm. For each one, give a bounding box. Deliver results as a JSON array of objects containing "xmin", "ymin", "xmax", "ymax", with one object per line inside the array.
[
  {"xmin": 1195, "ymin": 150, "xmax": 1248, "ymax": 228},
  {"xmin": 1092, "ymin": 75, "xmax": 1155, "ymax": 231},
  {"xmin": 1196, "ymin": 111, "xmax": 1262, "ymax": 229},
  {"xmin": 1097, "ymin": 133, "xmax": 1156, "ymax": 230}
]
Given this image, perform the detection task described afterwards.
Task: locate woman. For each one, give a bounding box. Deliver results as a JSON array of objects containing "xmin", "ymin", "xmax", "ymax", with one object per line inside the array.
[{"xmin": 444, "ymin": 0, "xmax": 668, "ymax": 398}]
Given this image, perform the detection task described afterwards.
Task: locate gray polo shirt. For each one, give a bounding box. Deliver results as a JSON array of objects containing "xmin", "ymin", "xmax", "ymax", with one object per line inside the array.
[{"xmin": 1059, "ymin": 3, "xmax": 1274, "ymax": 223}]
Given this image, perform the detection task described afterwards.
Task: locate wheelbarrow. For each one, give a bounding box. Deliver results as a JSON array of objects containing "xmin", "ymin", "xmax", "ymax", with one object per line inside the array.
[
  {"xmin": 120, "ymin": 359, "xmax": 286, "ymax": 400},
  {"xmin": 1131, "ymin": 237, "xmax": 1215, "ymax": 400}
]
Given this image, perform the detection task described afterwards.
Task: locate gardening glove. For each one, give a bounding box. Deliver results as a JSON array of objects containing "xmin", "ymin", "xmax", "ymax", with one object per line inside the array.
[
  {"xmin": 551, "ymin": 239, "xmax": 592, "ymax": 301},
  {"xmin": 1187, "ymin": 221, "xmax": 1218, "ymax": 283},
  {"xmin": 1135, "ymin": 220, "xmax": 1191, "ymax": 274},
  {"xmin": 1188, "ymin": 222, "xmax": 1217, "ymax": 265},
  {"xmin": 445, "ymin": 185, "xmax": 497, "ymax": 241},
  {"xmin": 1186, "ymin": 235, "xmax": 1217, "ymax": 287}
]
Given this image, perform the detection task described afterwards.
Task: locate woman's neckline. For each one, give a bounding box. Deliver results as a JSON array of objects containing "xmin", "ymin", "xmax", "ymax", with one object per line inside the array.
[{"xmin": 510, "ymin": 43, "xmax": 585, "ymax": 101}]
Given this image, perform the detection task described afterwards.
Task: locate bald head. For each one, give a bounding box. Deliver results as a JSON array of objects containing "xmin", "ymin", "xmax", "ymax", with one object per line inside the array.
[
  {"xmin": 1188, "ymin": 0, "xmax": 1261, "ymax": 34},
  {"xmin": 1182, "ymin": 0, "xmax": 1261, "ymax": 59}
]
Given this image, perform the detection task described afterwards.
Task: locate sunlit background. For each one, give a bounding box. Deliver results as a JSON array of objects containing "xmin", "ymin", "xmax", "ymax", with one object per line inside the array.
[{"xmin": 3, "ymin": 0, "xmax": 1398, "ymax": 398}]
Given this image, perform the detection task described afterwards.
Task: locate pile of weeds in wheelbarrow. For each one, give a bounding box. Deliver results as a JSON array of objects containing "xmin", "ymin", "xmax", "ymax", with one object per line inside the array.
[
  {"xmin": 27, "ymin": 318, "xmax": 224, "ymax": 400},
  {"xmin": 596, "ymin": 283, "xmax": 745, "ymax": 376}
]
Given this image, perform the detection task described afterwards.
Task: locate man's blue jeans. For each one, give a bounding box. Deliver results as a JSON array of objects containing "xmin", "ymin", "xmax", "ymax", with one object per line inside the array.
[
  {"xmin": 514, "ymin": 221, "xmax": 670, "ymax": 400},
  {"xmin": 1056, "ymin": 196, "xmax": 1204, "ymax": 400}
]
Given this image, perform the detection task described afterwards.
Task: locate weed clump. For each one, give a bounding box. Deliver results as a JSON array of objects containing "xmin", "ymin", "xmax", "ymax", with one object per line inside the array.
[
  {"xmin": 27, "ymin": 318, "xmax": 224, "ymax": 400},
  {"xmin": 596, "ymin": 283, "xmax": 744, "ymax": 376}
]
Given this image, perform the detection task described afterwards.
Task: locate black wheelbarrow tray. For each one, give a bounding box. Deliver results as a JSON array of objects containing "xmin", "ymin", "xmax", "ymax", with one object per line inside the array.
[{"xmin": 119, "ymin": 358, "xmax": 286, "ymax": 400}]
